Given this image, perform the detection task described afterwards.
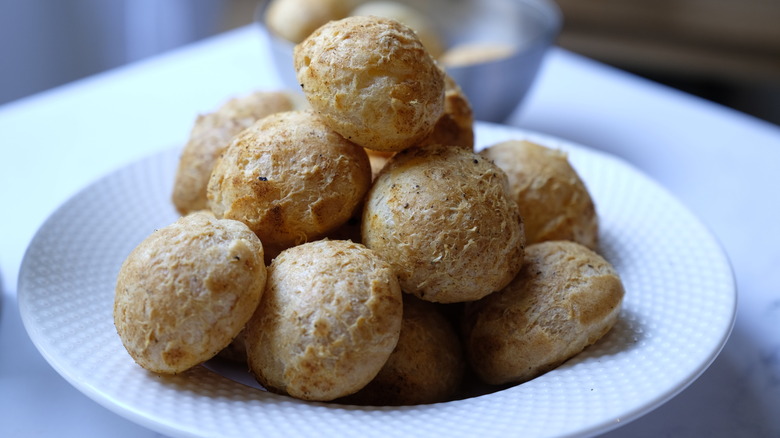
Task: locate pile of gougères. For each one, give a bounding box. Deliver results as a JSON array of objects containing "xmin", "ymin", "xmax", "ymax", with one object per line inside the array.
[{"xmin": 114, "ymin": 4, "xmax": 624, "ymax": 406}]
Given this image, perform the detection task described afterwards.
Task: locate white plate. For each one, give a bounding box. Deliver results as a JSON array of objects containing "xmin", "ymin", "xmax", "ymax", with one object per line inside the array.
[{"xmin": 18, "ymin": 123, "xmax": 736, "ymax": 438}]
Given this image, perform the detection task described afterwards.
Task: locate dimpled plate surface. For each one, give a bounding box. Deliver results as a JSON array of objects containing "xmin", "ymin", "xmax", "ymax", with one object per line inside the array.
[{"xmin": 18, "ymin": 123, "xmax": 736, "ymax": 438}]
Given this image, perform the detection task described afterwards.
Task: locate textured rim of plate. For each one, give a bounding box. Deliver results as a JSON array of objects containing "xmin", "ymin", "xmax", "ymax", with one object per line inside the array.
[{"xmin": 18, "ymin": 123, "xmax": 736, "ymax": 438}]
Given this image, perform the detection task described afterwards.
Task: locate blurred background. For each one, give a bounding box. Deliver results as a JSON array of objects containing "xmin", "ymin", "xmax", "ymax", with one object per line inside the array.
[{"xmin": 2, "ymin": 0, "xmax": 778, "ymax": 125}]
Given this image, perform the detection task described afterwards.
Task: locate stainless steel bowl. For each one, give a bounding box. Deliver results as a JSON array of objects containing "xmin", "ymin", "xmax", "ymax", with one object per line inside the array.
[{"xmin": 256, "ymin": 0, "xmax": 561, "ymax": 122}]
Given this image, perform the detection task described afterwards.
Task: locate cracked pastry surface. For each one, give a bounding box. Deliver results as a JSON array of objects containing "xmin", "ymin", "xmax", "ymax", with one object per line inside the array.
[
  {"xmin": 172, "ymin": 90, "xmax": 300, "ymax": 215},
  {"xmin": 480, "ymin": 140, "xmax": 599, "ymax": 250},
  {"xmin": 244, "ymin": 240, "xmax": 403, "ymax": 401},
  {"xmin": 362, "ymin": 144, "xmax": 525, "ymax": 303},
  {"xmin": 207, "ymin": 110, "xmax": 371, "ymax": 249},
  {"xmin": 462, "ymin": 240, "xmax": 624, "ymax": 385},
  {"xmin": 114, "ymin": 212, "xmax": 267, "ymax": 374},
  {"xmin": 294, "ymin": 15, "xmax": 445, "ymax": 153}
]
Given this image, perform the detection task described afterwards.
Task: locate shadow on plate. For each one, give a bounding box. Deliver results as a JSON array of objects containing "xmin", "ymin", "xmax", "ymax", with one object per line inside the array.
[{"xmin": 194, "ymin": 304, "xmax": 643, "ymax": 407}]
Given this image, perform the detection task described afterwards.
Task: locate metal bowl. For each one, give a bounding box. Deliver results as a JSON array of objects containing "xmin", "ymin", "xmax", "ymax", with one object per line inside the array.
[{"xmin": 256, "ymin": 0, "xmax": 561, "ymax": 122}]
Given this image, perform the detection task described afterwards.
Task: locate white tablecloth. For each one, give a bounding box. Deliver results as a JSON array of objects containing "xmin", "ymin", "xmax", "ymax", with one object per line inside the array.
[{"xmin": 1, "ymin": 25, "xmax": 779, "ymax": 437}]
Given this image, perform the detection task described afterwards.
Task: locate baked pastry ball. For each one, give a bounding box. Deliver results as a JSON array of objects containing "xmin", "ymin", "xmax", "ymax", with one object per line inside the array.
[
  {"xmin": 114, "ymin": 212, "xmax": 267, "ymax": 374},
  {"xmin": 294, "ymin": 15, "xmax": 445, "ymax": 152},
  {"xmin": 207, "ymin": 110, "xmax": 372, "ymax": 249},
  {"xmin": 462, "ymin": 240, "xmax": 624, "ymax": 385},
  {"xmin": 264, "ymin": 0, "xmax": 359, "ymax": 44},
  {"xmin": 480, "ymin": 140, "xmax": 599, "ymax": 250},
  {"xmin": 350, "ymin": 1, "xmax": 445, "ymax": 58},
  {"xmin": 340, "ymin": 296, "xmax": 465, "ymax": 405},
  {"xmin": 419, "ymin": 71, "xmax": 474, "ymax": 150},
  {"xmin": 172, "ymin": 90, "xmax": 300, "ymax": 215},
  {"xmin": 244, "ymin": 240, "xmax": 403, "ymax": 401},
  {"xmin": 362, "ymin": 144, "xmax": 525, "ymax": 303}
]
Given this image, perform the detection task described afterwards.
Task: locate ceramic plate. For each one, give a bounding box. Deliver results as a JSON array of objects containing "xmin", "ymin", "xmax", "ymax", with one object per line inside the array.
[{"xmin": 18, "ymin": 123, "xmax": 736, "ymax": 438}]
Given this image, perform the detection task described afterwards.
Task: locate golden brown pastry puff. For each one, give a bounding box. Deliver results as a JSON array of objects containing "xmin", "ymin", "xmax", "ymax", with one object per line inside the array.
[
  {"xmin": 480, "ymin": 140, "xmax": 599, "ymax": 250},
  {"xmin": 294, "ymin": 15, "xmax": 445, "ymax": 153},
  {"xmin": 362, "ymin": 143, "xmax": 525, "ymax": 303},
  {"xmin": 114, "ymin": 212, "xmax": 267, "ymax": 374},
  {"xmin": 244, "ymin": 240, "xmax": 403, "ymax": 401},
  {"xmin": 207, "ymin": 110, "xmax": 372, "ymax": 249},
  {"xmin": 172, "ymin": 90, "xmax": 299, "ymax": 215},
  {"xmin": 462, "ymin": 240, "xmax": 624, "ymax": 385},
  {"xmin": 264, "ymin": 0, "xmax": 360, "ymax": 44},
  {"xmin": 418, "ymin": 71, "xmax": 474, "ymax": 150}
]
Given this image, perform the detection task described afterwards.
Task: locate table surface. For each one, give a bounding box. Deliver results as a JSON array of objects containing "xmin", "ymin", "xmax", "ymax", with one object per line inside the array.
[{"xmin": 1, "ymin": 25, "xmax": 779, "ymax": 438}]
